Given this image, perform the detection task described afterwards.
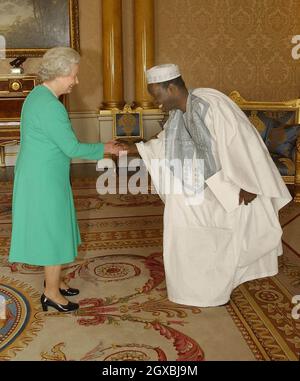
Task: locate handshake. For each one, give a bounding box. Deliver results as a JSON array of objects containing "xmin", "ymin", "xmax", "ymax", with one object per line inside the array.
[{"xmin": 103, "ymin": 140, "xmax": 139, "ymax": 156}]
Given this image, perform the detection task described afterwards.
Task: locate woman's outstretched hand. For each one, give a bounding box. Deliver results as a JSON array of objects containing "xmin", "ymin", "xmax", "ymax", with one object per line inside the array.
[{"xmin": 104, "ymin": 140, "xmax": 128, "ymax": 155}]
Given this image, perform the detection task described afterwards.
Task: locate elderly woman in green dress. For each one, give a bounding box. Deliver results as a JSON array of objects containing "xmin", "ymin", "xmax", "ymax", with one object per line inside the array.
[{"xmin": 9, "ymin": 47, "xmax": 123, "ymax": 313}]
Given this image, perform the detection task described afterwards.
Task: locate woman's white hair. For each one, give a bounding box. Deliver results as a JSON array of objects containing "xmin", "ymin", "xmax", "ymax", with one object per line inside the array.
[{"xmin": 38, "ymin": 47, "xmax": 80, "ymax": 81}]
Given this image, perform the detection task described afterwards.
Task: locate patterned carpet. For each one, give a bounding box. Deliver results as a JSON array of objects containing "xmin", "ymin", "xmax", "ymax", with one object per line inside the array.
[{"xmin": 0, "ymin": 170, "xmax": 299, "ymax": 361}]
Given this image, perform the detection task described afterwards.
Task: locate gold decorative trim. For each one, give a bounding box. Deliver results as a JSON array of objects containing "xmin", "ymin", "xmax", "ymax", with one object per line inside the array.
[
  {"xmin": 1, "ymin": 0, "xmax": 80, "ymax": 58},
  {"xmin": 241, "ymin": 285, "xmax": 297, "ymax": 360},
  {"xmin": 0, "ymin": 75, "xmax": 37, "ymax": 80},
  {"xmin": 111, "ymin": 104, "xmax": 144, "ymax": 141},
  {"xmin": 282, "ymin": 176, "xmax": 296, "ymax": 184},
  {"xmin": 229, "ymin": 91, "xmax": 300, "ymax": 112},
  {"xmin": 227, "ymin": 301, "xmax": 267, "ymax": 360},
  {"xmin": 99, "ymin": 108, "xmax": 164, "ymax": 117},
  {"xmin": 229, "ymin": 276, "xmax": 300, "ymax": 361}
]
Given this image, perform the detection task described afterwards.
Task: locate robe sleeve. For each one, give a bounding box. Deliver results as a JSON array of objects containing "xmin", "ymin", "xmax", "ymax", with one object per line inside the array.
[
  {"xmin": 136, "ymin": 131, "xmax": 166, "ymax": 203},
  {"xmin": 207, "ymin": 97, "xmax": 292, "ymax": 210},
  {"xmin": 41, "ymin": 99, "xmax": 104, "ymax": 160}
]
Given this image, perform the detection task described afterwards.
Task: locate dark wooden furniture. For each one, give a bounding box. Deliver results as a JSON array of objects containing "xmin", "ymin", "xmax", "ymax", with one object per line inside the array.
[{"xmin": 0, "ymin": 74, "xmax": 37, "ymax": 166}]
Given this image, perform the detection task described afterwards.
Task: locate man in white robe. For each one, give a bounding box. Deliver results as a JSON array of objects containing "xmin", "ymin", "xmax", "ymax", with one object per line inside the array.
[{"xmin": 134, "ymin": 64, "xmax": 292, "ymax": 307}]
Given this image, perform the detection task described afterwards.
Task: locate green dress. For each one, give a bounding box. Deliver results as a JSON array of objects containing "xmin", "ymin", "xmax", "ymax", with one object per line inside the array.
[{"xmin": 9, "ymin": 85, "xmax": 104, "ymax": 266}]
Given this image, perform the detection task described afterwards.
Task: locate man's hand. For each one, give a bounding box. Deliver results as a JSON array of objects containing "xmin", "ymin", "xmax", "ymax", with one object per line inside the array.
[
  {"xmin": 239, "ymin": 189, "xmax": 257, "ymax": 205},
  {"xmin": 104, "ymin": 140, "xmax": 127, "ymax": 156},
  {"xmin": 126, "ymin": 143, "xmax": 139, "ymax": 155},
  {"xmin": 116, "ymin": 140, "xmax": 139, "ymax": 156}
]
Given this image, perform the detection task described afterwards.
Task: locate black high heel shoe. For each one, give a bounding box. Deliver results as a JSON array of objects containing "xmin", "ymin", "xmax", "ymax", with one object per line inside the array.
[
  {"xmin": 41, "ymin": 294, "xmax": 79, "ymax": 312},
  {"xmin": 59, "ymin": 287, "xmax": 80, "ymax": 297},
  {"xmin": 43, "ymin": 281, "xmax": 80, "ymax": 296}
]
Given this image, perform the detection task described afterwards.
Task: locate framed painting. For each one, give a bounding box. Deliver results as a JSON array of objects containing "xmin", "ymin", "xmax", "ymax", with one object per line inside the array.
[
  {"xmin": 0, "ymin": 0, "xmax": 80, "ymax": 58},
  {"xmin": 113, "ymin": 105, "xmax": 144, "ymax": 141}
]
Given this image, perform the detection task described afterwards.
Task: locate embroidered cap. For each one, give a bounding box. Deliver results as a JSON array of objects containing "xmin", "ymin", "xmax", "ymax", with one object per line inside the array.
[{"xmin": 146, "ymin": 64, "xmax": 181, "ymax": 84}]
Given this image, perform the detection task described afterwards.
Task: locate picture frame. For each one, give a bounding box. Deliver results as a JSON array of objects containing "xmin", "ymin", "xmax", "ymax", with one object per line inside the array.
[
  {"xmin": 0, "ymin": 0, "xmax": 80, "ymax": 58},
  {"xmin": 113, "ymin": 105, "xmax": 143, "ymax": 141}
]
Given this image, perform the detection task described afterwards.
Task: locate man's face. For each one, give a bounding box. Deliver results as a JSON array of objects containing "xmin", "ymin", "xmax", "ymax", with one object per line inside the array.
[{"xmin": 147, "ymin": 83, "xmax": 178, "ymax": 113}]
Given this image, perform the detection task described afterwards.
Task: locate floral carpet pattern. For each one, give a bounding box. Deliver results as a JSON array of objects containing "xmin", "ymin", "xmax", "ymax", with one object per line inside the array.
[{"xmin": 0, "ymin": 173, "xmax": 299, "ymax": 361}]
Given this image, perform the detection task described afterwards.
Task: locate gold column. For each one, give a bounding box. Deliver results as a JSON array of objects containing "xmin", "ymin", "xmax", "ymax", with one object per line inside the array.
[
  {"xmin": 102, "ymin": 0, "xmax": 125, "ymax": 109},
  {"xmin": 134, "ymin": 0, "xmax": 155, "ymax": 109}
]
